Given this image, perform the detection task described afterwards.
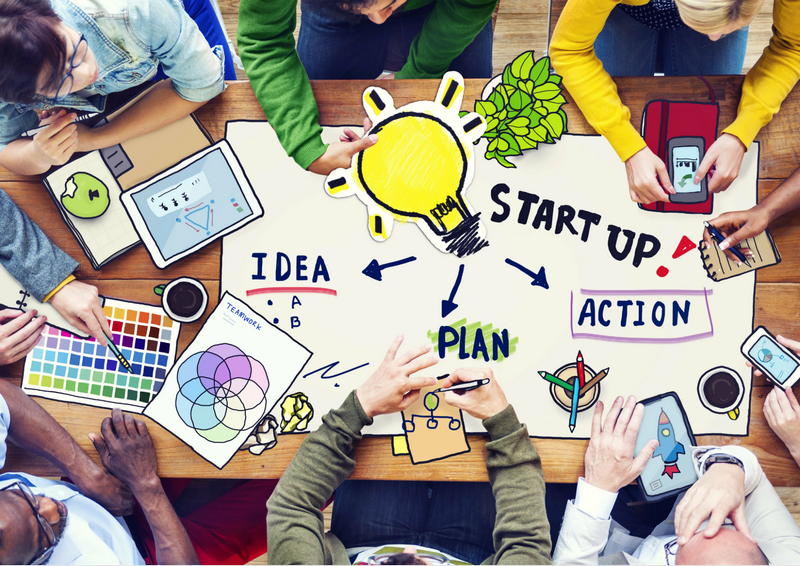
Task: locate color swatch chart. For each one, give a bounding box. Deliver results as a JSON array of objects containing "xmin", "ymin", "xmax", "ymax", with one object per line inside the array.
[{"xmin": 22, "ymin": 298, "xmax": 181, "ymax": 412}]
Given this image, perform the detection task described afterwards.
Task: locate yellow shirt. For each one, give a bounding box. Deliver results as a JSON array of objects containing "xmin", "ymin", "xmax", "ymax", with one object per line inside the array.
[{"xmin": 550, "ymin": 0, "xmax": 800, "ymax": 161}]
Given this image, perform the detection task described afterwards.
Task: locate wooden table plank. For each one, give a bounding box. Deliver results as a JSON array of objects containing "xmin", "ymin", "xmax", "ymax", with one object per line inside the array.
[{"xmin": 1, "ymin": 78, "xmax": 800, "ymax": 484}]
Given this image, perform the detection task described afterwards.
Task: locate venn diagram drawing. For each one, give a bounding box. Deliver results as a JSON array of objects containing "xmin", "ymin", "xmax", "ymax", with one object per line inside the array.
[{"xmin": 176, "ymin": 344, "xmax": 270, "ymax": 443}]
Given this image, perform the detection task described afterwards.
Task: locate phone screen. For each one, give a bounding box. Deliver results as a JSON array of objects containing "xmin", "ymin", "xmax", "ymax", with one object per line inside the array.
[
  {"xmin": 749, "ymin": 335, "xmax": 799, "ymax": 384},
  {"xmin": 672, "ymin": 146, "xmax": 701, "ymax": 194}
]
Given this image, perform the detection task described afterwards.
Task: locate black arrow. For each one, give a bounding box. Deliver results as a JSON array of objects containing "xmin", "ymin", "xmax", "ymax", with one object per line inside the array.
[
  {"xmin": 362, "ymin": 256, "xmax": 417, "ymax": 281},
  {"xmin": 505, "ymin": 258, "xmax": 549, "ymax": 289},
  {"xmin": 441, "ymin": 264, "xmax": 465, "ymax": 317}
]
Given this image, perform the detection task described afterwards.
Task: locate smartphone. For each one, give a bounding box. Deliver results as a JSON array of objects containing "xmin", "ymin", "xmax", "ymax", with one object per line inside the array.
[
  {"xmin": 667, "ymin": 137, "xmax": 708, "ymax": 204},
  {"xmin": 741, "ymin": 326, "xmax": 800, "ymax": 388}
]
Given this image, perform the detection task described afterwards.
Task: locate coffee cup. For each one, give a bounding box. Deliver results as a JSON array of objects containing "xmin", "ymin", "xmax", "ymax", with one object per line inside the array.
[
  {"xmin": 697, "ymin": 366, "xmax": 744, "ymax": 420},
  {"xmin": 154, "ymin": 277, "xmax": 208, "ymax": 323}
]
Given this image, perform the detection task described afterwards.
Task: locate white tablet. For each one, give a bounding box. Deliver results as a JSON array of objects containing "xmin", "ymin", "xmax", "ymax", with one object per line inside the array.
[{"xmin": 121, "ymin": 140, "xmax": 262, "ymax": 269}]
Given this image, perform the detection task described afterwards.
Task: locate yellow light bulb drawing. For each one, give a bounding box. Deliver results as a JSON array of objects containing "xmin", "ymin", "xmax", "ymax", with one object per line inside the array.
[{"xmin": 325, "ymin": 72, "xmax": 490, "ymax": 257}]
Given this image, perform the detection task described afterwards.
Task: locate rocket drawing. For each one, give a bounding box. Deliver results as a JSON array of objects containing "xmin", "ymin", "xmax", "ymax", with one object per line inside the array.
[{"xmin": 652, "ymin": 410, "xmax": 684, "ymax": 479}]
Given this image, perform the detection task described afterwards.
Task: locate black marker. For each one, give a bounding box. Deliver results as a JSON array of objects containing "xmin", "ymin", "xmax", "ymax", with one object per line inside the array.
[
  {"xmin": 434, "ymin": 378, "xmax": 490, "ymax": 395},
  {"xmin": 703, "ymin": 221, "xmax": 751, "ymax": 267}
]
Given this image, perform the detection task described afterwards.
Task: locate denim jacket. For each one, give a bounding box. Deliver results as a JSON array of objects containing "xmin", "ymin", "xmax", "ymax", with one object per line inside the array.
[{"xmin": 0, "ymin": 0, "xmax": 225, "ymax": 150}]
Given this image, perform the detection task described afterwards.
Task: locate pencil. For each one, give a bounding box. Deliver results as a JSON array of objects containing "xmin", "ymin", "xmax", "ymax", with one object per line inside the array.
[
  {"xmin": 579, "ymin": 368, "xmax": 610, "ymax": 396},
  {"xmin": 569, "ymin": 374, "xmax": 580, "ymax": 432},
  {"xmin": 577, "ymin": 351, "xmax": 585, "ymax": 388},
  {"xmin": 104, "ymin": 331, "xmax": 133, "ymax": 374},
  {"xmin": 539, "ymin": 371, "xmax": 574, "ymax": 391}
]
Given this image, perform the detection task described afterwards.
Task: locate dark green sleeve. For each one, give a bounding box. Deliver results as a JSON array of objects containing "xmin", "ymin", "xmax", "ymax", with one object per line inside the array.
[
  {"xmin": 267, "ymin": 390, "xmax": 373, "ymax": 564},
  {"xmin": 237, "ymin": 0, "xmax": 328, "ymax": 169},
  {"xmin": 482, "ymin": 405, "xmax": 552, "ymax": 565},
  {"xmin": 396, "ymin": 0, "xmax": 498, "ymax": 79}
]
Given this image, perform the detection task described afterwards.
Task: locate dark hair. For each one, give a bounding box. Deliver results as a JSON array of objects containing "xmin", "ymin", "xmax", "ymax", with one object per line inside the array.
[
  {"xmin": 379, "ymin": 554, "xmax": 428, "ymax": 565},
  {"xmin": 0, "ymin": 0, "xmax": 65, "ymax": 103},
  {"xmin": 301, "ymin": 0, "xmax": 378, "ymax": 23}
]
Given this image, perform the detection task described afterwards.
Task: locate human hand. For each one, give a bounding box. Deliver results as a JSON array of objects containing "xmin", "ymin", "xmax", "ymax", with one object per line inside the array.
[
  {"xmin": 339, "ymin": 117, "xmax": 373, "ymax": 143},
  {"xmin": 674, "ymin": 461, "xmax": 753, "ymax": 545},
  {"xmin": 440, "ymin": 367, "xmax": 508, "ymax": 420},
  {"xmin": 746, "ymin": 335, "xmax": 800, "ymax": 378},
  {"xmin": 0, "ymin": 309, "xmax": 47, "ymax": 365},
  {"xmin": 49, "ymin": 280, "xmax": 111, "ymax": 346},
  {"xmin": 30, "ymin": 110, "xmax": 79, "ymax": 168},
  {"xmin": 71, "ymin": 457, "xmax": 135, "ymax": 516},
  {"xmin": 764, "ymin": 385, "xmax": 800, "ymax": 462},
  {"xmin": 584, "ymin": 396, "xmax": 658, "ymax": 493},
  {"xmin": 74, "ymin": 122, "xmax": 97, "ymax": 153},
  {"xmin": 702, "ymin": 208, "xmax": 768, "ymax": 262},
  {"xmin": 356, "ymin": 335, "xmax": 439, "ymax": 418},
  {"xmin": 309, "ymin": 117, "xmax": 378, "ymax": 175},
  {"xmin": 88, "ymin": 409, "xmax": 160, "ymax": 496},
  {"xmin": 696, "ymin": 133, "xmax": 746, "ymax": 194},
  {"xmin": 377, "ymin": 73, "xmax": 396, "ymax": 80},
  {"xmin": 624, "ymin": 146, "xmax": 674, "ymax": 204}
]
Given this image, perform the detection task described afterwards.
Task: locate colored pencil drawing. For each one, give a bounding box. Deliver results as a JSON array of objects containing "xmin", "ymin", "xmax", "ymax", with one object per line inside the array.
[
  {"xmin": 401, "ymin": 385, "xmax": 469, "ymax": 464},
  {"xmin": 473, "ymin": 51, "xmax": 568, "ymax": 167},
  {"xmin": 325, "ymin": 72, "xmax": 490, "ymax": 258},
  {"xmin": 540, "ymin": 352, "xmax": 609, "ymax": 433}
]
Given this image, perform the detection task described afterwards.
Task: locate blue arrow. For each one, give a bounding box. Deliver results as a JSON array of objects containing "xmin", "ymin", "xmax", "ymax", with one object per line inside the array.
[
  {"xmin": 442, "ymin": 264, "xmax": 465, "ymax": 317},
  {"xmin": 505, "ymin": 258, "xmax": 549, "ymax": 289},
  {"xmin": 362, "ymin": 256, "xmax": 417, "ymax": 281}
]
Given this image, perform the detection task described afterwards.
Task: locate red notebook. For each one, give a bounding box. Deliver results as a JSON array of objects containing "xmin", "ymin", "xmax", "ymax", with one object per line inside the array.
[{"xmin": 638, "ymin": 99, "xmax": 719, "ymax": 214}]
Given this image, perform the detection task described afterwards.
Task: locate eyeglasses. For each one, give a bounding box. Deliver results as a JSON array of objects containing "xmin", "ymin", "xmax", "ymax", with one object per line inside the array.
[
  {"xmin": 53, "ymin": 33, "xmax": 89, "ymax": 103},
  {"xmin": 0, "ymin": 482, "xmax": 57, "ymax": 565},
  {"xmin": 367, "ymin": 554, "xmax": 451, "ymax": 565},
  {"xmin": 664, "ymin": 538, "xmax": 678, "ymax": 563}
]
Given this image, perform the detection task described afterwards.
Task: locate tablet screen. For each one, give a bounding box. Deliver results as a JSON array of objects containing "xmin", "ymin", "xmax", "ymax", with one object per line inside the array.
[
  {"xmin": 128, "ymin": 148, "xmax": 254, "ymax": 261},
  {"xmin": 749, "ymin": 335, "xmax": 799, "ymax": 384},
  {"xmin": 672, "ymin": 146, "xmax": 701, "ymax": 194}
]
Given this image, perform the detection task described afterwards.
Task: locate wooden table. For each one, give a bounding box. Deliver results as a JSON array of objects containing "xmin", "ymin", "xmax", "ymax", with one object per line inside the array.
[{"xmin": 1, "ymin": 77, "xmax": 799, "ymax": 484}]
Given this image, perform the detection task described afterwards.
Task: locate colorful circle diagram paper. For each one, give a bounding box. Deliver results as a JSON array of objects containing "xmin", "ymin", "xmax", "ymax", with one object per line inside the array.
[{"xmin": 176, "ymin": 344, "xmax": 270, "ymax": 443}]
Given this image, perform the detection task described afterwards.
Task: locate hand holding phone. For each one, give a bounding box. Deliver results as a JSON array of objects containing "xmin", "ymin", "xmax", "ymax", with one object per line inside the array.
[
  {"xmin": 741, "ymin": 327, "xmax": 800, "ymax": 388},
  {"xmin": 668, "ymin": 137, "xmax": 709, "ymax": 204}
]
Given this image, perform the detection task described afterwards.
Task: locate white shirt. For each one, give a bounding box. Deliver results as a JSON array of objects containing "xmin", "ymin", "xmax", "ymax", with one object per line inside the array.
[{"xmin": 0, "ymin": 394, "xmax": 145, "ymax": 565}]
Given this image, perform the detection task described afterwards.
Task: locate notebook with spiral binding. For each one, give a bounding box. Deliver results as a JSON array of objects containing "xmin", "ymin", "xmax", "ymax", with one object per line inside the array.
[
  {"xmin": 0, "ymin": 266, "xmax": 88, "ymax": 338},
  {"xmin": 700, "ymin": 228, "xmax": 781, "ymax": 281}
]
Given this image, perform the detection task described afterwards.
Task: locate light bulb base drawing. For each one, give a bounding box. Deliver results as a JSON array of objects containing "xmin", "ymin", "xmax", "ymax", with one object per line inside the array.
[{"xmin": 441, "ymin": 213, "xmax": 489, "ymax": 257}]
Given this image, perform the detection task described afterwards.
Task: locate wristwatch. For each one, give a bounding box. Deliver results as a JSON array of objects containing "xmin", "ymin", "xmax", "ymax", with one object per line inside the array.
[{"xmin": 702, "ymin": 453, "xmax": 745, "ymax": 475}]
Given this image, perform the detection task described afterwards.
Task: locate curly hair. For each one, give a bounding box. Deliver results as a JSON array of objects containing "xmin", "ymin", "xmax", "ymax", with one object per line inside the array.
[{"xmin": 0, "ymin": 0, "xmax": 66, "ymax": 103}]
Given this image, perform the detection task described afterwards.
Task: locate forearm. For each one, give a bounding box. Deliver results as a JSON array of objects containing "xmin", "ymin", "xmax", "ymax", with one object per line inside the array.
[
  {"xmin": 0, "ymin": 139, "xmax": 54, "ymax": 176},
  {"xmin": 82, "ymin": 80, "xmax": 205, "ymax": 151},
  {"xmin": 134, "ymin": 481, "xmax": 197, "ymax": 565},
  {"xmin": 755, "ymin": 166, "xmax": 800, "ymax": 223},
  {"xmin": 0, "ymin": 379, "xmax": 97, "ymax": 480},
  {"xmin": 267, "ymin": 390, "xmax": 371, "ymax": 563},
  {"xmin": 484, "ymin": 405, "xmax": 552, "ymax": 564}
]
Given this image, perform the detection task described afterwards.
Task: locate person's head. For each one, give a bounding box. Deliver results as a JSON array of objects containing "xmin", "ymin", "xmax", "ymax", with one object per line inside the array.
[
  {"xmin": 303, "ymin": 0, "xmax": 409, "ymax": 25},
  {"xmin": 675, "ymin": 527, "xmax": 768, "ymax": 565},
  {"xmin": 0, "ymin": 0, "xmax": 98, "ymax": 103},
  {"xmin": 0, "ymin": 482, "xmax": 67, "ymax": 565},
  {"xmin": 674, "ymin": 0, "xmax": 764, "ymax": 41},
  {"xmin": 369, "ymin": 546, "xmax": 446, "ymax": 565}
]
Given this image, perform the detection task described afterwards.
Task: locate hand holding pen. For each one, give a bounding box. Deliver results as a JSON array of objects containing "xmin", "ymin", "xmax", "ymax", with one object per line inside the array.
[
  {"xmin": 703, "ymin": 221, "xmax": 752, "ymax": 267},
  {"xmin": 438, "ymin": 368, "xmax": 508, "ymax": 421}
]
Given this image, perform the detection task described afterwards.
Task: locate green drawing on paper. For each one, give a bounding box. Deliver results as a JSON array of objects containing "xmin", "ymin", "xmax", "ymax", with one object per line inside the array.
[
  {"xmin": 62, "ymin": 172, "xmax": 110, "ymax": 219},
  {"xmin": 280, "ymin": 392, "xmax": 314, "ymax": 432},
  {"xmin": 471, "ymin": 51, "xmax": 568, "ymax": 168},
  {"xmin": 427, "ymin": 318, "xmax": 519, "ymax": 362}
]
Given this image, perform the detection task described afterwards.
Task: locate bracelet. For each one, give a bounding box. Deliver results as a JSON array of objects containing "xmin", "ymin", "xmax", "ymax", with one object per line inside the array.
[{"xmin": 702, "ymin": 453, "xmax": 744, "ymax": 475}]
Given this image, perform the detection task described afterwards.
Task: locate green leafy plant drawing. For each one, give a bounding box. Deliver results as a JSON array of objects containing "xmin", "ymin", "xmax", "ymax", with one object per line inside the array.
[{"xmin": 472, "ymin": 51, "xmax": 568, "ymax": 168}]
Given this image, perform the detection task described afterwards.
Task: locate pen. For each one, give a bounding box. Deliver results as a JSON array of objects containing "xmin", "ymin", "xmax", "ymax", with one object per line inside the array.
[
  {"xmin": 703, "ymin": 221, "xmax": 751, "ymax": 267},
  {"xmin": 103, "ymin": 331, "xmax": 133, "ymax": 374},
  {"xmin": 20, "ymin": 112, "xmax": 99, "ymax": 138},
  {"xmin": 434, "ymin": 378, "xmax": 490, "ymax": 395}
]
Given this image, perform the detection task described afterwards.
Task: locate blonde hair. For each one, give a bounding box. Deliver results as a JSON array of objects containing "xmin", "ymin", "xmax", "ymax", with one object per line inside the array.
[{"xmin": 674, "ymin": 0, "xmax": 765, "ymax": 34}]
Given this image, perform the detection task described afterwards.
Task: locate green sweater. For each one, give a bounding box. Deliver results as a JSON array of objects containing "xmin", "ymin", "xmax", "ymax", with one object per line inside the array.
[
  {"xmin": 237, "ymin": 0, "xmax": 498, "ymax": 169},
  {"xmin": 266, "ymin": 390, "xmax": 552, "ymax": 564}
]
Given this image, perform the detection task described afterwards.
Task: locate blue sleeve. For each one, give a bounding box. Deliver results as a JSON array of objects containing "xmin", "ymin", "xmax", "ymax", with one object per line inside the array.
[
  {"xmin": 0, "ymin": 393, "xmax": 10, "ymax": 468},
  {"xmin": 0, "ymin": 189, "xmax": 78, "ymax": 301},
  {"xmin": 0, "ymin": 102, "xmax": 39, "ymax": 153},
  {"xmin": 128, "ymin": 0, "xmax": 226, "ymax": 102}
]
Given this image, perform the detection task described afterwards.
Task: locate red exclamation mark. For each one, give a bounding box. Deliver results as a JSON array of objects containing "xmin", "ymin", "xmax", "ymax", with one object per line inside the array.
[{"xmin": 657, "ymin": 235, "xmax": 697, "ymax": 277}]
